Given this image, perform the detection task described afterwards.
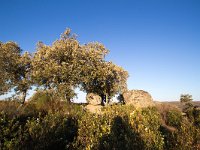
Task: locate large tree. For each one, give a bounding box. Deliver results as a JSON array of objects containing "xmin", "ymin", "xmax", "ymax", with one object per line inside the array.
[
  {"xmin": 1, "ymin": 29, "xmax": 129, "ymax": 105},
  {"xmin": 32, "ymin": 29, "xmax": 129, "ymax": 104},
  {"xmin": 31, "ymin": 29, "xmax": 82, "ymax": 102}
]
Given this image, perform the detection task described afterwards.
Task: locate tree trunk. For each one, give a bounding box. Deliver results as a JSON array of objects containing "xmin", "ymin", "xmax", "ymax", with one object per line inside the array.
[
  {"xmin": 65, "ymin": 94, "xmax": 71, "ymax": 104},
  {"xmin": 21, "ymin": 90, "xmax": 27, "ymax": 104},
  {"xmin": 105, "ymin": 93, "xmax": 109, "ymax": 106},
  {"xmin": 100, "ymin": 94, "xmax": 105, "ymax": 106}
]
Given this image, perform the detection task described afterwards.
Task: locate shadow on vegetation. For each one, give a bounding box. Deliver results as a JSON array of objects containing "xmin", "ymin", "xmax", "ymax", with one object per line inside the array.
[
  {"xmin": 98, "ymin": 116, "xmax": 144, "ymax": 150},
  {"xmin": 0, "ymin": 100, "xmax": 79, "ymax": 150},
  {"xmin": 1, "ymin": 100, "xmax": 200, "ymax": 149}
]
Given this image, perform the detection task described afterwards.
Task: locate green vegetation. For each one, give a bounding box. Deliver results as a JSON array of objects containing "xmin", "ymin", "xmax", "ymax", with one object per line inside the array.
[
  {"xmin": 180, "ymin": 94, "xmax": 193, "ymax": 103},
  {"xmin": 0, "ymin": 99, "xmax": 200, "ymax": 150},
  {"xmin": 0, "ymin": 28, "xmax": 128, "ymax": 105}
]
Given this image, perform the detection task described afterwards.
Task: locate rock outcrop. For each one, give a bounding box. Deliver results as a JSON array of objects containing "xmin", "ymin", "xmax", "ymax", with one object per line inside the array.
[
  {"xmin": 85, "ymin": 104, "xmax": 102, "ymax": 114},
  {"xmin": 123, "ymin": 90, "xmax": 155, "ymax": 108},
  {"xmin": 86, "ymin": 93, "xmax": 102, "ymax": 105},
  {"xmin": 86, "ymin": 93, "xmax": 102, "ymax": 114}
]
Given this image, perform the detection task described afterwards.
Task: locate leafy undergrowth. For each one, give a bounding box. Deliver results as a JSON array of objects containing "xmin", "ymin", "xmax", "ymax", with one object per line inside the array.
[{"xmin": 0, "ymin": 100, "xmax": 200, "ymax": 150}]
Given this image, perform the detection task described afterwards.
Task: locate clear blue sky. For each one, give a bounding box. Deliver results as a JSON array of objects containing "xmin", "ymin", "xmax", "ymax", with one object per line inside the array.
[{"xmin": 0, "ymin": 0, "xmax": 200, "ymax": 101}]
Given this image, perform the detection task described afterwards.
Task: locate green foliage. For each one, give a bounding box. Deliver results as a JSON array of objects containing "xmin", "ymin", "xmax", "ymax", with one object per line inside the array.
[
  {"xmin": 180, "ymin": 94, "xmax": 193, "ymax": 103},
  {"xmin": 0, "ymin": 108, "xmax": 78, "ymax": 150},
  {"xmin": 193, "ymin": 107, "xmax": 200, "ymax": 127},
  {"xmin": 14, "ymin": 52, "xmax": 32, "ymax": 104},
  {"xmin": 1, "ymin": 100, "xmax": 200, "ymax": 149},
  {"xmin": 161, "ymin": 119, "xmax": 198, "ymax": 150},
  {"xmin": 29, "ymin": 90, "xmax": 55, "ymax": 110},
  {"xmin": 25, "ymin": 113, "xmax": 78, "ymax": 149},
  {"xmin": 31, "ymin": 28, "xmax": 128, "ymax": 103},
  {"xmin": 29, "ymin": 90, "xmax": 84, "ymax": 115},
  {"xmin": 0, "ymin": 42, "xmax": 21, "ymax": 95},
  {"xmin": 166, "ymin": 109, "xmax": 183, "ymax": 128},
  {"xmin": 1, "ymin": 28, "xmax": 129, "ymax": 104},
  {"xmin": 184, "ymin": 106, "xmax": 200, "ymax": 128},
  {"xmin": 0, "ymin": 42, "xmax": 32, "ymax": 103},
  {"xmin": 0, "ymin": 112, "xmax": 30, "ymax": 149},
  {"xmin": 129, "ymin": 107, "xmax": 164, "ymax": 150},
  {"xmin": 179, "ymin": 93, "xmax": 200, "ymax": 128},
  {"xmin": 74, "ymin": 106, "xmax": 164, "ymax": 150},
  {"xmin": 81, "ymin": 60, "xmax": 129, "ymax": 105},
  {"xmin": 0, "ymin": 100, "xmax": 20, "ymax": 116}
]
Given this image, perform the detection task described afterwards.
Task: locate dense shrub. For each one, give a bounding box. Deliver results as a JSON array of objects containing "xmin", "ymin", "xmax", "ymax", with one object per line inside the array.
[
  {"xmin": 0, "ymin": 112, "xmax": 31, "ymax": 149},
  {"xmin": 166, "ymin": 109, "xmax": 183, "ymax": 128},
  {"xmin": 161, "ymin": 110, "xmax": 200, "ymax": 150},
  {"xmin": 25, "ymin": 113, "xmax": 78, "ymax": 149},
  {"xmin": 74, "ymin": 106, "xmax": 164, "ymax": 150},
  {"xmin": 193, "ymin": 107, "xmax": 200, "ymax": 127},
  {"xmin": 0, "ymin": 111, "xmax": 78, "ymax": 150},
  {"xmin": 0, "ymin": 100, "xmax": 200, "ymax": 149},
  {"xmin": 128, "ymin": 107, "xmax": 164, "ymax": 150},
  {"xmin": 0, "ymin": 100, "xmax": 20, "ymax": 117},
  {"xmin": 29, "ymin": 90, "xmax": 59, "ymax": 111}
]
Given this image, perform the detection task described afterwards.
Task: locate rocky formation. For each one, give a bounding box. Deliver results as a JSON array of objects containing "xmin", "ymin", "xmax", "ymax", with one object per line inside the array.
[
  {"xmin": 86, "ymin": 93, "xmax": 102, "ymax": 105},
  {"xmin": 123, "ymin": 90, "xmax": 155, "ymax": 108},
  {"xmin": 85, "ymin": 104, "xmax": 102, "ymax": 114},
  {"xmin": 86, "ymin": 93, "xmax": 102, "ymax": 114}
]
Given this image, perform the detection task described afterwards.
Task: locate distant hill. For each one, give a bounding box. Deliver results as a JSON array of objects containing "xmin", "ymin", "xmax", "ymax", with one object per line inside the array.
[{"xmin": 161, "ymin": 101, "xmax": 200, "ymax": 110}]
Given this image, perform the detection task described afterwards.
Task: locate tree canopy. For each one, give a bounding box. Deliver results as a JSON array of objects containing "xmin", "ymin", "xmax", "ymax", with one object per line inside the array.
[
  {"xmin": 180, "ymin": 94, "xmax": 193, "ymax": 103},
  {"xmin": 0, "ymin": 42, "xmax": 21, "ymax": 94},
  {"xmin": 0, "ymin": 28, "xmax": 129, "ymax": 105},
  {"xmin": 0, "ymin": 41, "xmax": 32, "ymax": 103}
]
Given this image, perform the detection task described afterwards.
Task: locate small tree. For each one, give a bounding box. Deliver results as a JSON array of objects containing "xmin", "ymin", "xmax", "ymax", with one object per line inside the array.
[
  {"xmin": 180, "ymin": 94, "xmax": 193, "ymax": 103},
  {"xmin": 0, "ymin": 41, "xmax": 32, "ymax": 104},
  {"xmin": 0, "ymin": 41, "xmax": 21, "ymax": 94},
  {"xmin": 81, "ymin": 61, "xmax": 128, "ymax": 105},
  {"xmin": 180, "ymin": 94, "xmax": 195, "ymax": 122}
]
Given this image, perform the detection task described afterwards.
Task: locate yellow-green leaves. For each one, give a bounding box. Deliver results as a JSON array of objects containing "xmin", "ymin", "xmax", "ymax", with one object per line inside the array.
[
  {"xmin": 1, "ymin": 28, "xmax": 129, "ymax": 104},
  {"xmin": 0, "ymin": 41, "xmax": 21, "ymax": 94},
  {"xmin": 32, "ymin": 29, "xmax": 82, "ymax": 101}
]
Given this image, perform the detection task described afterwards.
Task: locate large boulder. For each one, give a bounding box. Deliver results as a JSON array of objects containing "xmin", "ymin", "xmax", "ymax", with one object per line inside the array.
[
  {"xmin": 86, "ymin": 93, "xmax": 102, "ymax": 105},
  {"xmin": 85, "ymin": 104, "xmax": 102, "ymax": 114},
  {"xmin": 123, "ymin": 90, "xmax": 155, "ymax": 108}
]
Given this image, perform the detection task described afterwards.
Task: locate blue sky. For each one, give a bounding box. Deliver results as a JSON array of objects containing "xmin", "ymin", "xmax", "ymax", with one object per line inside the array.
[{"xmin": 0, "ymin": 0, "xmax": 200, "ymax": 101}]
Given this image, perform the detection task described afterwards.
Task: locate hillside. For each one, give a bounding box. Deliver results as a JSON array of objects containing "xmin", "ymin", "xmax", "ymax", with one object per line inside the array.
[{"xmin": 161, "ymin": 101, "xmax": 200, "ymax": 110}]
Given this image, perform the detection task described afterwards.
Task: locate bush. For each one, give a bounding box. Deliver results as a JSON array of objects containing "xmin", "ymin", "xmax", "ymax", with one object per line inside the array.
[
  {"xmin": 193, "ymin": 107, "xmax": 200, "ymax": 127},
  {"xmin": 0, "ymin": 100, "xmax": 20, "ymax": 117},
  {"xmin": 25, "ymin": 113, "xmax": 78, "ymax": 149},
  {"xmin": 29, "ymin": 90, "xmax": 75, "ymax": 114},
  {"xmin": 29, "ymin": 90, "xmax": 56, "ymax": 110},
  {"xmin": 129, "ymin": 107, "xmax": 164, "ymax": 150},
  {"xmin": 74, "ymin": 106, "xmax": 164, "ymax": 150},
  {"xmin": 0, "ymin": 111, "xmax": 78, "ymax": 150},
  {"xmin": 0, "ymin": 112, "xmax": 31, "ymax": 149},
  {"xmin": 0, "ymin": 100, "xmax": 200, "ymax": 149},
  {"xmin": 166, "ymin": 109, "xmax": 183, "ymax": 128}
]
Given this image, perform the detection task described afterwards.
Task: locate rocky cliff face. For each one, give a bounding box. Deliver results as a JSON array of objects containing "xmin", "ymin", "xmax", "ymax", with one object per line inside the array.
[{"xmin": 123, "ymin": 90, "xmax": 155, "ymax": 108}]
